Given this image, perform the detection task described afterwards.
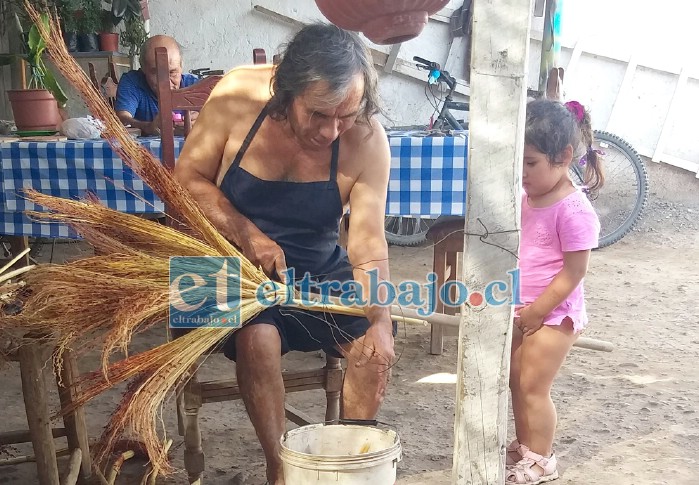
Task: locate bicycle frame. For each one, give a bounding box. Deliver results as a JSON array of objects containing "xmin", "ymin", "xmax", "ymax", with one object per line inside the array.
[
  {"xmin": 414, "ymin": 56, "xmax": 469, "ymax": 131},
  {"xmin": 437, "ymin": 99, "xmax": 468, "ymax": 130}
]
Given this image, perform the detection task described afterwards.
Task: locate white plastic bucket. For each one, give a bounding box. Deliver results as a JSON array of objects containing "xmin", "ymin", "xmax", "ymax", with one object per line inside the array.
[{"xmin": 279, "ymin": 423, "xmax": 402, "ymax": 484}]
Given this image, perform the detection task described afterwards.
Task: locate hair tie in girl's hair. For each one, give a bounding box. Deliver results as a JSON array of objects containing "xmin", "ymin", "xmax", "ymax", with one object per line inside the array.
[
  {"xmin": 564, "ymin": 100, "xmax": 585, "ymax": 123},
  {"xmin": 579, "ymin": 146, "xmax": 604, "ymax": 166}
]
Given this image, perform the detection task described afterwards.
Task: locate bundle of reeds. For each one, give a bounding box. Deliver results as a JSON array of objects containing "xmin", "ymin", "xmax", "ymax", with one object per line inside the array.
[
  {"xmin": 0, "ymin": 247, "xmax": 33, "ymax": 365},
  {"xmin": 0, "ymin": 248, "xmax": 33, "ymax": 302},
  {"xmin": 9, "ymin": 193, "xmax": 288, "ymax": 471},
  {"xmin": 7, "ymin": 2, "xmax": 404, "ymax": 475}
]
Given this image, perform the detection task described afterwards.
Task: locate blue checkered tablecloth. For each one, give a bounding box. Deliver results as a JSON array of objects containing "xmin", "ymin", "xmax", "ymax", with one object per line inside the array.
[
  {"xmin": 0, "ymin": 134, "xmax": 467, "ymax": 238},
  {"xmin": 0, "ymin": 137, "xmax": 183, "ymax": 238},
  {"xmin": 386, "ymin": 133, "xmax": 467, "ymax": 216}
]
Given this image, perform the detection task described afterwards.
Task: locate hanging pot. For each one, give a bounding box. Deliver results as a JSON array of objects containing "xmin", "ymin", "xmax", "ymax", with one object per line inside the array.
[
  {"xmin": 314, "ymin": 0, "xmax": 450, "ymax": 44},
  {"xmin": 99, "ymin": 32, "xmax": 120, "ymax": 52},
  {"xmin": 78, "ymin": 33, "xmax": 100, "ymax": 52},
  {"xmin": 7, "ymin": 90, "xmax": 61, "ymax": 132}
]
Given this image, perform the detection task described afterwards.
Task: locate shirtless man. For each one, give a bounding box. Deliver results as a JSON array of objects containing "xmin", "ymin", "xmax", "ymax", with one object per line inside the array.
[{"xmin": 173, "ymin": 24, "xmax": 394, "ymax": 484}]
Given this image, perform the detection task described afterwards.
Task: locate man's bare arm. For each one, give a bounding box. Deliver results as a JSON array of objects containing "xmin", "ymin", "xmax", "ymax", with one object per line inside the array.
[
  {"xmin": 346, "ymin": 122, "xmax": 392, "ymax": 327},
  {"xmin": 345, "ymin": 121, "xmax": 394, "ymax": 366},
  {"xmin": 173, "ymin": 74, "xmax": 288, "ymax": 279},
  {"xmin": 116, "ymin": 110, "xmax": 160, "ymax": 136}
]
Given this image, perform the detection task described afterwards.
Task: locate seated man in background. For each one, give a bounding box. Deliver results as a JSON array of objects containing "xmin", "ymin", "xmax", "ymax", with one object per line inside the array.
[{"xmin": 115, "ymin": 35, "xmax": 198, "ymax": 136}]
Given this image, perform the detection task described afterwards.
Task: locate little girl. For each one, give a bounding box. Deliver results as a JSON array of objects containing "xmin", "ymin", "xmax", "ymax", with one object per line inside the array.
[{"xmin": 505, "ymin": 99, "xmax": 603, "ymax": 484}]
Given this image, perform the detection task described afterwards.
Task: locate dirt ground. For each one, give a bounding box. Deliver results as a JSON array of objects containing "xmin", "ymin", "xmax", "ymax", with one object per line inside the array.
[{"xmin": 1, "ymin": 161, "xmax": 698, "ymax": 484}]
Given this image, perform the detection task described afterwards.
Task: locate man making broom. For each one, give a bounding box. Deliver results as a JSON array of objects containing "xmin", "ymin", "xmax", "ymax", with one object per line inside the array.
[{"xmin": 174, "ymin": 24, "xmax": 394, "ymax": 485}]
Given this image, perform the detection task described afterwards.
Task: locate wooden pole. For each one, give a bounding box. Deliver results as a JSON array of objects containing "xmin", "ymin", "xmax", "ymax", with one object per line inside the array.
[
  {"xmin": 18, "ymin": 336, "xmax": 61, "ymax": 485},
  {"xmin": 452, "ymin": 0, "xmax": 533, "ymax": 483},
  {"xmin": 60, "ymin": 449, "xmax": 82, "ymax": 485},
  {"xmin": 315, "ymin": 296, "xmax": 614, "ymax": 352},
  {"xmin": 0, "ymin": 427, "xmax": 66, "ymax": 446},
  {"xmin": 56, "ymin": 349, "xmax": 92, "ymax": 484}
]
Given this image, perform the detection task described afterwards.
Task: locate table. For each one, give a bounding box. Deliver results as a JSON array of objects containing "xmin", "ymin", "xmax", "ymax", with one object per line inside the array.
[
  {"xmin": 386, "ymin": 132, "xmax": 467, "ymax": 216},
  {"xmin": 0, "ymin": 134, "xmax": 467, "ymax": 239},
  {"xmin": 0, "ymin": 137, "xmax": 182, "ymax": 239}
]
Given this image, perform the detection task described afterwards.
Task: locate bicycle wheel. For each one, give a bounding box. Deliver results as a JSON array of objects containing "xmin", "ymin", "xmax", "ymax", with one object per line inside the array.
[
  {"xmin": 384, "ymin": 216, "xmax": 436, "ymax": 246},
  {"xmin": 570, "ymin": 130, "xmax": 648, "ymax": 248}
]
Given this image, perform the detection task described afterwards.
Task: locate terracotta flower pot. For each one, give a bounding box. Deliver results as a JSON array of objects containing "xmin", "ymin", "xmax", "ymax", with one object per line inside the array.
[
  {"xmin": 99, "ymin": 32, "xmax": 120, "ymax": 52},
  {"xmin": 315, "ymin": 0, "xmax": 450, "ymax": 44},
  {"xmin": 7, "ymin": 89, "xmax": 61, "ymax": 132}
]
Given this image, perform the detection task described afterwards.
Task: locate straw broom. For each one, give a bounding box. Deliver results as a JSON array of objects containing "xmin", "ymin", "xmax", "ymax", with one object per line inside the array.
[
  {"xmin": 12, "ymin": 2, "xmax": 424, "ymax": 474},
  {"xmin": 0, "ymin": 247, "xmax": 33, "ymax": 299},
  {"xmin": 1, "ymin": 247, "xmax": 33, "ymax": 365},
  {"xmin": 2, "ymin": 1, "xmax": 277, "ymax": 466}
]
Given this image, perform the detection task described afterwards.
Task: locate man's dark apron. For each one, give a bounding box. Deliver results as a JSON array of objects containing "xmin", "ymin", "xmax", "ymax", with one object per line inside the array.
[{"xmin": 218, "ymin": 103, "xmax": 370, "ymax": 360}]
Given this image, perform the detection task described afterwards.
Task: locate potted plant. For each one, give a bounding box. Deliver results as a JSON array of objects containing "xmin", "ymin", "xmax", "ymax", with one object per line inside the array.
[
  {"xmin": 120, "ymin": 0, "xmax": 147, "ymax": 65},
  {"xmin": 57, "ymin": 0, "xmax": 81, "ymax": 52},
  {"xmin": 98, "ymin": 10, "xmax": 119, "ymax": 52},
  {"xmin": 76, "ymin": 0, "xmax": 101, "ymax": 52},
  {"xmin": 98, "ymin": 0, "xmax": 127, "ymax": 52},
  {"xmin": 0, "ymin": 13, "xmax": 69, "ymax": 132}
]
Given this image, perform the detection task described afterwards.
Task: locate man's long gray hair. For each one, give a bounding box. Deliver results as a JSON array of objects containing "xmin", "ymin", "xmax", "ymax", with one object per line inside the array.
[{"xmin": 268, "ymin": 23, "xmax": 381, "ymax": 124}]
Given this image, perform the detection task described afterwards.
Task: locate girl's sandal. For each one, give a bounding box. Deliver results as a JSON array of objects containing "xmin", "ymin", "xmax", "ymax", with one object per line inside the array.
[
  {"xmin": 505, "ymin": 449, "xmax": 559, "ymax": 484},
  {"xmin": 506, "ymin": 439, "xmax": 529, "ymax": 466}
]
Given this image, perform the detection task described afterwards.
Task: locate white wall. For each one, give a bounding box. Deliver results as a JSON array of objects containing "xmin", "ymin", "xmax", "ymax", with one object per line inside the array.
[
  {"xmin": 147, "ymin": 0, "xmax": 468, "ymax": 129},
  {"xmin": 528, "ymin": 0, "xmax": 699, "ymax": 173}
]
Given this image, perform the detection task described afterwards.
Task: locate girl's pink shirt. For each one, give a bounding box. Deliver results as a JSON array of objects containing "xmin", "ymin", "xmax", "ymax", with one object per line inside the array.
[{"xmin": 518, "ymin": 189, "xmax": 600, "ymax": 332}]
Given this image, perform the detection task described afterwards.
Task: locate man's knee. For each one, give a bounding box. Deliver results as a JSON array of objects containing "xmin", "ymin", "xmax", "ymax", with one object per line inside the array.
[
  {"xmin": 235, "ymin": 323, "xmax": 281, "ymax": 361},
  {"xmin": 347, "ymin": 365, "xmax": 390, "ymax": 402}
]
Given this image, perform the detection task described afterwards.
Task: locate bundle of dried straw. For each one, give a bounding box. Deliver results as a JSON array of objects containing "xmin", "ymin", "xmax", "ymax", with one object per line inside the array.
[
  {"xmin": 3, "ymin": 1, "xmax": 416, "ymax": 475},
  {"xmin": 1, "ymin": 247, "xmax": 33, "ymax": 365},
  {"xmin": 0, "ymin": 247, "xmax": 33, "ymax": 302}
]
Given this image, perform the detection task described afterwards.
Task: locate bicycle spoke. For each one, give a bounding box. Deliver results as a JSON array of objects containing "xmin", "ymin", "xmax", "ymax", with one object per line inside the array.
[
  {"xmin": 593, "ymin": 142, "xmax": 640, "ymax": 241},
  {"xmin": 384, "ymin": 216, "xmax": 436, "ymax": 247},
  {"xmin": 581, "ymin": 131, "xmax": 648, "ymax": 247}
]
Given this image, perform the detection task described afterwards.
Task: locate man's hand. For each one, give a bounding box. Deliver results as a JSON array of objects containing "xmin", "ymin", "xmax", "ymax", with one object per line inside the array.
[
  {"xmin": 117, "ymin": 111, "xmax": 162, "ymax": 136},
  {"xmin": 351, "ymin": 324, "xmax": 394, "ymax": 369},
  {"xmin": 240, "ymin": 231, "xmax": 288, "ymax": 283},
  {"xmin": 143, "ymin": 116, "xmax": 161, "ymax": 136},
  {"xmin": 514, "ymin": 305, "xmax": 544, "ymax": 337}
]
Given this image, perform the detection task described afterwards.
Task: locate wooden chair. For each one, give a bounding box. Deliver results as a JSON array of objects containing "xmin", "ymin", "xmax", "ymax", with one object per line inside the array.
[
  {"xmin": 155, "ymin": 47, "xmax": 344, "ymax": 483},
  {"xmin": 0, "ymin": 336, "xmax": 91, "ymax": 485},
  {"xmin": 88, "ymin": 61, "xmax": 119, "ymax": 108},
  {"xmin": 425, "ymin": 216, "xmax": 464, "ymax": 355}
]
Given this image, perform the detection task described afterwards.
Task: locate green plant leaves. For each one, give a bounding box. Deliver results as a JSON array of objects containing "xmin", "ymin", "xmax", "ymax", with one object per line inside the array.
[
  {"xmin": 42, "ymin": 66, "xmax": 69, "ymax": 108},
  {"xmin": 27, "ymin": 13, "xmax": 50, "ymax": 55},
  {"xmin": 111, "ymin": 0, "xmax": 128, "ymax": 19},
  {"xmin": 12, "ymin": 12, "xmax": 68, "ymax": 108}
]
